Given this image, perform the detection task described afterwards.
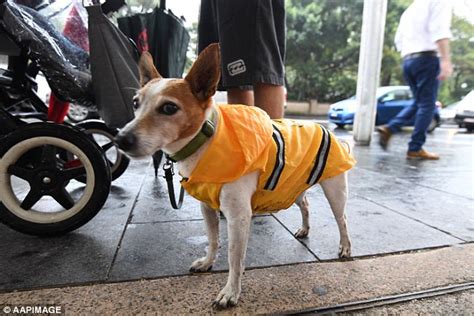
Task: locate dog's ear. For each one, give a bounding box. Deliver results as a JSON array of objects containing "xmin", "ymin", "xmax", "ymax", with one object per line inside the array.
[
  {"xmin": 185, "ymin": 43, "xmax": 221, "ymax": 102},
  {"xmin": 139, "ymin": 52, "xmax": 162, "ymax": 86}
]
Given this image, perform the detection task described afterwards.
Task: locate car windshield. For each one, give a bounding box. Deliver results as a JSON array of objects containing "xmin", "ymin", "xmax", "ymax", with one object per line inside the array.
[
  {"xmin": 457, "ymin": 91, "xmax": 474, "ymax": 111},
  {"xmin": 345, "ymin": 87, "xmax": 408, "ymax": 101},
  {"xmin": 376, "ymin": 87, "xmax": 407, "ymax": 98}
]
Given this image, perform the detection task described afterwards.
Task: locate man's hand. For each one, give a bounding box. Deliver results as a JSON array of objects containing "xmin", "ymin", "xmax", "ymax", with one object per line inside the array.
[
  {"xmin": 438, "ymin": 58, "xmax": 453, "ymax": 81},
  {"xmin": 436, "ymin": 38, "xmax": 452, "ymax": 81}
]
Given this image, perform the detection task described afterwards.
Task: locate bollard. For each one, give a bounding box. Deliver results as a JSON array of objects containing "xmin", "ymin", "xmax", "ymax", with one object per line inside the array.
[{"xmin": 353, "ymin": 0, "xmax": 388, "ymax": 145}]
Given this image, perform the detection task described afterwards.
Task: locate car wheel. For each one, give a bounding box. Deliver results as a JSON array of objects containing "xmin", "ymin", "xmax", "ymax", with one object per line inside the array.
[
  {"xmin": 336, "ymin": 124, "xmax": 346, "ymax": 129},
  {"xmin": 427, "ymin": 118, "xmax": 438, "ymax": 133},
  {"xmin": 67, "ymin": 103, "xmax": 91, "ymax": 123}
]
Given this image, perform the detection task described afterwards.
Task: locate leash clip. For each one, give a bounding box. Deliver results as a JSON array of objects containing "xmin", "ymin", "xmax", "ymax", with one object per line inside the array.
[{"xmin": 162, "ymin": 159, "xmax": 174, "ymax": 176}]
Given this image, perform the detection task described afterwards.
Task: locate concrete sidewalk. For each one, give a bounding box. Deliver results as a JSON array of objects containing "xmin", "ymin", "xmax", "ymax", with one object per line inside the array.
[
  {"xmin": 1, "ymin": 244, "xmax": 472, "ymax": 314},
  {"xmin": 0, "ymin": 125, "xmax": 473, "ymax": 313}
]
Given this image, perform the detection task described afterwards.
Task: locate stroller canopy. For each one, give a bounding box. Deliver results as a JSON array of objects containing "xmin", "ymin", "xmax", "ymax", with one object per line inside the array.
[{"xmin": 0, "ymin": 1, "xmax": 93, "ymax": 104}]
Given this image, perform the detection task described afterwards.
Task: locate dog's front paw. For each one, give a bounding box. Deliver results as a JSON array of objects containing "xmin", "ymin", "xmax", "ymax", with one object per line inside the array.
[
  {"xmin": 212, "ymin": 285, "xmax": 240, "ymax": 309},
  {"xmin": 294, "ymin": 227, "xmax": 309, "ymax": 238},
  {"xmin": 338, "ymin": 241, "xmax": 351, "ymax": 258},
  {"xmin": 189, "ymin": 257, "xmax": 213, "ymax": 273}
]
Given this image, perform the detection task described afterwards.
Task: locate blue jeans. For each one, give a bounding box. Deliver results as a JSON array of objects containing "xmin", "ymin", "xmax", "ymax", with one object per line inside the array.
[{"xmin": 387, "ymin": 56, "xmax": 440, "ymax": 152}]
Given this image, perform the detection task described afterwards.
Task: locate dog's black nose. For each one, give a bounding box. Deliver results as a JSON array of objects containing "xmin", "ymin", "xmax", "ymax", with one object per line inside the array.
[{"xmin": 115, "ymin": 132, "xmax": 137, "ymax": 152}]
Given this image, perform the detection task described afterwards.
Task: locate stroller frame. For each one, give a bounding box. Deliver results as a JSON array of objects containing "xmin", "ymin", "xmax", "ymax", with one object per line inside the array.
[{"xmin": 0, "ymin": 0, "xmax": 130, "ymax": 236}]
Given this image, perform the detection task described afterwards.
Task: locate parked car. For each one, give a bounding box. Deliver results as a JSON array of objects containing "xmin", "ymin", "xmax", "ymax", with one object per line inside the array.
[
  {"xmin": 440, "ymin": 101, "xmax": 460, "ymax": 125},
  {"xmin": 67, "ymin": 103, "xmax": 100, "ymax": 123},
  {"xmin": 454, "ymin": 90, "xmax": 474, "ymax": 132},
  {"xmin": 328, "ymin": 86, "xmax": 441, "ymax": 132}
]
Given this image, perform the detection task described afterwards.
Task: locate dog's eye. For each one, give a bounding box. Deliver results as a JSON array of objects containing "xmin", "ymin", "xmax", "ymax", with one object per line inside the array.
[
  {"xmin": 158, "ymin": 102, "xmax": 179, "ymax": 115},
  {"xmin": 133, "ymin": 97, "xmax": 140, "ymax": 109}
]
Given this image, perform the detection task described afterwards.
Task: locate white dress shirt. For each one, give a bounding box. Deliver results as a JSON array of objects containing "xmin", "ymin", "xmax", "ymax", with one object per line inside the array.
[{"xmin": 394, "ymin": 0, "xmax": 452, "ymax": 57}]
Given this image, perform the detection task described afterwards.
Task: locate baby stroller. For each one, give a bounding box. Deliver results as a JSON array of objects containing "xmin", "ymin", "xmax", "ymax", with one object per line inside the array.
[{"xmin": 0, "ymin": 0, "xmax": 137, "ymax": 236}]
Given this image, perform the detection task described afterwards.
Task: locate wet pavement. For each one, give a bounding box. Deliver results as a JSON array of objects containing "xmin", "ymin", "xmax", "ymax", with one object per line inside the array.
[{"xmin": 0, "ymin": 124, "xmax": 473, "ymax": 312}]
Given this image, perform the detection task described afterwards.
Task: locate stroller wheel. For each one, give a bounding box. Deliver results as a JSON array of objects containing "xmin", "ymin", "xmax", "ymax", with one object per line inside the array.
[
  {"xmin": 76, "ymin": 120, "xmax": 130, "ymax": 182},
  {"xmin": 0, "ymin": 122, "xmax": 111, "ymax": 236}
]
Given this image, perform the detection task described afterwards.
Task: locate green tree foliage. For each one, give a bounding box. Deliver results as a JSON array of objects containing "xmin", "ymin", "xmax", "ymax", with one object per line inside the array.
[
  {"xmin": 285, "ymin": 0, "xmax": 363, "ymax": 102},
  {"xmin": 286, "ymin": 0, "xmax": 474, "ymax": 105},
  {"xmin": 438, "ymin": 16, "xmax": 474, "ymax": 105},
  {"xmin": 380, "ymin": 0, "xmax": 411, "ymax": 86}
]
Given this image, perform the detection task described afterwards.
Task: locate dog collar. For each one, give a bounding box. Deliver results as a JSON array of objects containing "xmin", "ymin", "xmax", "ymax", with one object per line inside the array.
[{"xmin": 167, "ymin": 109, "xmax": 217, "ymax": 162}]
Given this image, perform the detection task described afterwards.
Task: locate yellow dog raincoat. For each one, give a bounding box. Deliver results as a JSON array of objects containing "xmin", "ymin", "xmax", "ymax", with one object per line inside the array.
[{"xmin": 181, "ymin": 104, "xmax": 356, "ymax": 213}]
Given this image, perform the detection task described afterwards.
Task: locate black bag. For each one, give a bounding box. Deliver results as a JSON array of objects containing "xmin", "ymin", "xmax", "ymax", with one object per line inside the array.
[
  {"xmin": 86, "ymin": 4, "xmax": 138, "ymax": 128},
  {"xmin": 117, "ymin": 0, "xmax": 189, "ymax": 78}
]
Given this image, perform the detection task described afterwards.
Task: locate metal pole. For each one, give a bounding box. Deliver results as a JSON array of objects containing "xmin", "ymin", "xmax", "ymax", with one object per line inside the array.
[{"xmin": 353, "ymin": 0, "xmax": 388, "ymax": 145}]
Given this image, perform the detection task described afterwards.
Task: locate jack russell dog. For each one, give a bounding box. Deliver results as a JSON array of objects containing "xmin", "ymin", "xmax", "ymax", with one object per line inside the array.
[{"xmin": 116, "ymin": 43, "xmax": 355, "ymax": 309}]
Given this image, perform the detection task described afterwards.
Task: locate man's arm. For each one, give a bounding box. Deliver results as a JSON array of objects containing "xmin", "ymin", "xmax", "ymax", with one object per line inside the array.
[
  {"xmin": 436, "ymin": 38, "xmax": 453, "ymax": 81},
  {"xmin": 429, "ymin": 0, "xmax": 453, "ymax": 81}
]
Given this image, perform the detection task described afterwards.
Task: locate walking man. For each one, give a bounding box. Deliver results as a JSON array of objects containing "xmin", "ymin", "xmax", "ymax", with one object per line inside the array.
[{"xmin": 377, "ymin": 0, "xmax": 453, "ymax": 159}]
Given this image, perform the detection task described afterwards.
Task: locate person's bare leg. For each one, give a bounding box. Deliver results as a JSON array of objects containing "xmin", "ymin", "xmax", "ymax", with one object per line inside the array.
[
  {"xmin": 227, "ymin": 88, "xmax": 254, "ymax": 106},
  {"xmin": 254, "ymin": 83, "xmax": 285, "ymax": 119}
]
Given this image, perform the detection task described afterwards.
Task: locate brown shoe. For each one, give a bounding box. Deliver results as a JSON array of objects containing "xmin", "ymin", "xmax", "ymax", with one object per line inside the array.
[
  {"xmin": 406, "ymin": 149, "xmax": 440, "ymax": 160},
  {"xmin": 376, "ymin": 125, "xmax": 392, "ymax": 150}
]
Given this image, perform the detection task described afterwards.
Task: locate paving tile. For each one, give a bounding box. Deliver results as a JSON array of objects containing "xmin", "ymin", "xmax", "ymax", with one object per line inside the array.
[
  {"xmin": 354, "ymin": 150, "xmax": 474, "ymax": 178},
  {"xmin": 370, "ymin": 193, "xmax": 474, "ymax": 242},
  {"xmin": 274, "ymin": 188, "xmax": 462, "ymax": 260},
  {"xmin": 109, "ymin": 216, "xmax": 316, "ymax": 281},
  {"xmin": 213, "ymin": 215, "xmax": 317, "ymax": 270},
  {"xmin": 400, "ymin": 171, "xmax": 474, "ymax": 200},
  {"xmin": 351, "ymin": 154, "xmax": 474, "ymax": 192},
  {"xmin": 0, "ymin": 159, "xmax": 149, "ymax": 292},
  {"xmin": 349, "ymin": 168, "xmax": 474, "ymax": 241},
  {"xmin": 130, "ymin": 171, "xmax": 202, "ymax": 223},
  {"xmin": 352, "ymin": 129, "xmax": 474, "ymax": 176},
  {"xmin": 349, "ymin": 167, "xmax": 433, "ymax": 198}
]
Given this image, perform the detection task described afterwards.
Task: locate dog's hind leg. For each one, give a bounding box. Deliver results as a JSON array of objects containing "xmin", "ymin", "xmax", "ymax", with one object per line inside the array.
[
  {"xmin": 190, "ymin": 202, "xmax": 219, "ymax": 272},
  {"xmin": 294, "ymin": 192, "xmax": 310, "ymax": 238},
  {"xmin": 320, "ymin": 172, "xmax": 352, "ymax": 258}
]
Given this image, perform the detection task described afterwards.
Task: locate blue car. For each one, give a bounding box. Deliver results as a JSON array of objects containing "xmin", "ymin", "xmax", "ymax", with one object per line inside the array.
[{"xmin": 328, "ymin": 86, "xmax": 440, "ymax": 132}]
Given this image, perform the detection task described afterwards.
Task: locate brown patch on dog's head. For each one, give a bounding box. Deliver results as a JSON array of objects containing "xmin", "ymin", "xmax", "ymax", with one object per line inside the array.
[
  {"xmin": 117, "ymin": 44, "xmax": 221, "ymax": 157},
  {"xmin": 139, "ymin": 51, "xmax": 162, "ymax": 86},
  {"xmin": 185, "ymin": 43, "xmax": 221, "ymax": 102},
  {"xmin": 158, "ymin": 81, "xmax": 208, "ymax": 139}
]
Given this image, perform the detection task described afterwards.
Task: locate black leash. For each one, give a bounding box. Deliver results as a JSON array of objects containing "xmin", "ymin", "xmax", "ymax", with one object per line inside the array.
[
  {"xmin": 152, "ymin": 150, "xmax": 163, "ymax": 177},
  {"xmin": 162, "ymin": 158, "xmax": 185, "ymax": 209}
]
